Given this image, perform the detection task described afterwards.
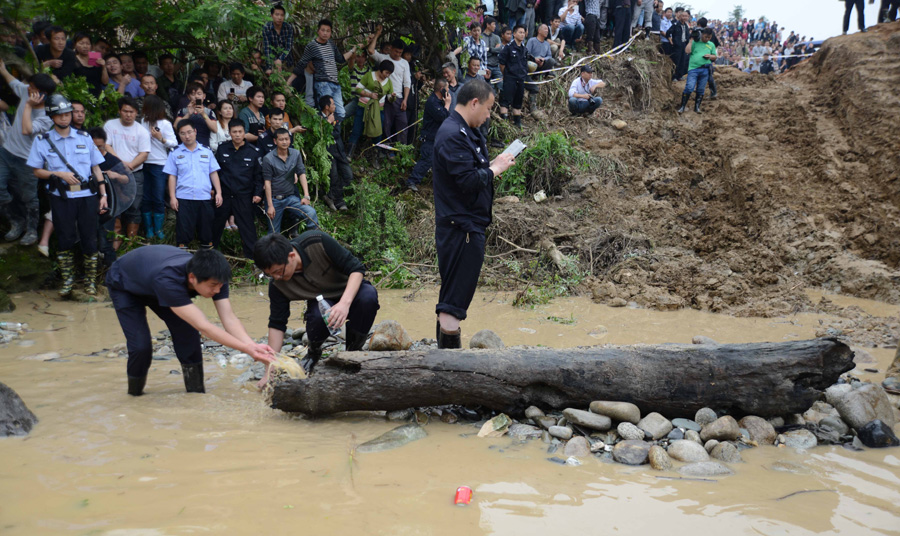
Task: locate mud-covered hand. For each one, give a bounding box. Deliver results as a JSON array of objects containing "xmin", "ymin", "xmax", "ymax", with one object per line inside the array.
[{"xmin": 247, "ymin": 343, "xmax": 277, "ymax": 364}]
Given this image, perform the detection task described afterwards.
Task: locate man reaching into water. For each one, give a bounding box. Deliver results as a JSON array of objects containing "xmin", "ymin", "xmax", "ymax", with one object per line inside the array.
[{"xmin": 106, "ymin": 246, "xmax": 276, "ymax": 396}]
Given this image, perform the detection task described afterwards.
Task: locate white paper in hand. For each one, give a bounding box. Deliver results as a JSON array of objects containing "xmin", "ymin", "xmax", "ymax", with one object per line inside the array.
[{"xmin": 501, "ymin": 138, "xmax": 527, "ymax": 157}]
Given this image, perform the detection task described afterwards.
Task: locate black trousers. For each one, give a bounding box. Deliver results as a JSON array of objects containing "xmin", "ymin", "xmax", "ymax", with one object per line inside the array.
[
  {"xmin": 328, "ymin": 152, "xmax": 354, "ymax": 205},
  {"xmin": 408, "ymin": 139, "xmax": 434, "ymax": 185},
  {"xmin": 108, "ymin": 286, "xmax": 202, "ymax": 379},
  {"xmin": 304, "ymin": 280, "xmax": 380, "ymax": 344},
  {"xmin": 50, "ymin": 194, "xmax": 99, "ymax": 254},
  {"xmin": 672, "ymin": 45, "xmax": 689, "ymax": 80},
  {"xmin": 613, "ymin": 6, "xmax": 632, "ymax": 47},
  {"xmin": 435, "ymin": 225, "xmax": 485, "ymax": 321},
  {"xmin": 707, "ymin": 64, "xmax": 717, "ymax": 95},
  {"xmin": 501, "ymin": 77, "xmax": 526, "ymax": 109},
  {"xmin": 880, "ymin": 0, "xmax": 899, "ymax": 21},
  {"xmin": 212, "ymin": 194, "xmax": 258, "ymax": 258},
  {"xmin": 175, "ymin": 198, "xmax": 214, "ymax": 247},
  {"xmin": 843, "ymin": 0, "xmax": 866, "ymax": 32},
  {"xmin": 584, "ymin": 13, "xmax": 602, "ymax": 45}
]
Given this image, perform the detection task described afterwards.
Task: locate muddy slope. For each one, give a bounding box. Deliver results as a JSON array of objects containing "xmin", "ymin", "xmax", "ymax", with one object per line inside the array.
[{"xmin": 477, "ymin": 23, "xmax": 900, "ymax": 320}]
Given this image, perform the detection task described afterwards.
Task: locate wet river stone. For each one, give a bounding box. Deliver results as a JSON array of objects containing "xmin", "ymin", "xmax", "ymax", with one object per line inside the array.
[
  {"xmin": 667, "ymin": 440, "xmax": 710, "ymax": 463},
  {"xmin": 469, "ymin": 329, "xmax": 505, "ymax": 349},
  {"xmin": 782, "ymin": 429, "xmax": 818, "ymax": 450},
  {"xmin": 700, "ymin": 416, "xmax": 741, "ymax": 442},
  {"xmin": 563, "ymin": 408, "xmax": 612, "ymax": 431},
  {"xmin": 648, "ymin": 445, "xmax": 673, "ymax": 471},
  {"xmin": 357, "ymin": 424, "xmax": 427, "ymax": 453},
  {"xmin": 678, "ymin": 461, "xmax": 735, "ymax": 477},
  {"xmin": 671, "ymin": 418, "xmax": 702, "ymax": 432},
  {"xmin": 536, "ymin": 416, "xmax": 558, "ymax": 430},
  {"xmin": 710, "ymin": 442, "xmax": 743, "ymax": 463},
  {"xmin": 548, "ymin": 426, "xmax": 573, "ymax": 440},
  {"xmin": 667, "ymin": 428, "xmax": 685, "ymax": 440},
  {"xmin": 857, "ymin": 419, "xmax": 900, "ymax": 448},
  {"xmin": 617, "ymin": 422, "xmax": 645, "ymax": 441},
  {"xmin": 564, "ymin": 436, "xmax": 592, "ymax": 458},
  {"xmin": 739, "ymin": 415, "xmax": 777, "ymax": 445},
  {"xmin": 831, "ymin": 383, "xmax": 896, "ymax": 431},
  {"xmin": 694, "ymin": 408, "xmax": 718, "ymax": 426},
  {"xmin": 508, "ymin": 424, "xmax": 543, "ymax": 440},
  {"xmin": 589, "ymin": 401, "xmax": 641, "ymax": 424},
  {"xmin": 368, "ymin": 320, "xmax": 413, "ymax": 351},
  {"xmin": 0, "ymin": 382, "xmax": 37, "ymax": 437},
  {"xmin": 638, "ymin": 412, "xmax": 673, "ymax": 440},
  {"xmin": 685, "ymin": 430, "xmax": 702, "ymax": 444},
  {"xmin": 525, "ymin": 406, "xmax": 545, "ymax": 420},
  {"xmin": 612, "ymin": 440, "xmax": 651, "ymax": 465},
  {"xmin": 819, "ymin": 416, "xmax": 850, "ymax": 436},
  {"xmin": 704, "ymin": 439, "xmax": 719, "ymax": 452}
]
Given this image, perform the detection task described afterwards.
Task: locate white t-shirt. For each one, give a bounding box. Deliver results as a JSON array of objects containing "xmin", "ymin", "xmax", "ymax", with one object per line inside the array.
[
  {"xmin": 558, "ymin": 5, "xmax": 583, "ymax": 27},
  {"xmin": 104, "ymin": 118, "xmax": 151, "ymax": 171},
  {"xmin": 217, "ymin": 80, "xmax": 253, "ymax": 102},
  {"xmin": 568, "ymin": 77, "xmax": 603, "ymax": 99},
  {"xmin": 370, "ymin": 51, "xmax": 411, "ymax": 99},
  {"xmin": 208, "ymin": 121, "xmax": 232, "ymax": 152},
  {"xmin": 141, "ymin": 118, "xmax": 177, "ymax": 165}
]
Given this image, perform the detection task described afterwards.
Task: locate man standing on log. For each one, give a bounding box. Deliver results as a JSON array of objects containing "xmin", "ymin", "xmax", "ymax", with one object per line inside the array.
[
  {"xmin": 432, "ymin": 80, "xmax": 515, "ymax": 348},
  {"xmin": 253, "ymin": 232, "xmax": 380, "ymax": 375},
  {"xmin": 106, "ymin": 246, "xmax": 276, "ymax": 396}
]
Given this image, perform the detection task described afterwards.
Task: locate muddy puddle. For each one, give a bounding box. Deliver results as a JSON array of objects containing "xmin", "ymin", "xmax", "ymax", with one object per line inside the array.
[{"xmin": 1, "ymin": 288, "xmax": 899, "ymax": 535}]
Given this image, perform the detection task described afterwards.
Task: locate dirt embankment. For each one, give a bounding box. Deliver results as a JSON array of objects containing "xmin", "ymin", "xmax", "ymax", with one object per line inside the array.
[{"xmin": 412, "ymin": 22, "xmax": 900, "ymax": 347}]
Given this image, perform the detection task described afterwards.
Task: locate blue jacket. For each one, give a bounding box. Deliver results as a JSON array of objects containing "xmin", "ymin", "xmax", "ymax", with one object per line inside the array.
[{"xmin": 433, "ymin": 111, "xmax": 493, "ymax": 232}]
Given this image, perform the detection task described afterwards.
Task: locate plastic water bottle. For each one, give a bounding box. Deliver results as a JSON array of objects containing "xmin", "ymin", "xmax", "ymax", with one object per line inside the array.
[
  {"xmin": 0, "ymin": 322, "xmax": 26, "ymax": 331},
  {"xmin": 316, "ymin": 295, "xmax": 341, "ymax": 337}
]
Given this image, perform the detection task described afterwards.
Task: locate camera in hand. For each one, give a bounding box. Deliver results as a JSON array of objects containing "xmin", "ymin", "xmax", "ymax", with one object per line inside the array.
[
  {"xmin": 691, "ymin": 28, "xmax": 702, "ymax": 41},
  {"xmin": 195, "ymin": 99, "xmax": 203, "ymax": 107}
]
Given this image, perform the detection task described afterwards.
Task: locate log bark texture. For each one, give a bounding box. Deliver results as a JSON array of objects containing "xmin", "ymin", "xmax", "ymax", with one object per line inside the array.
[{"xmin": 271, "ymin": 338, "xmax": 854, "ymax": 418}]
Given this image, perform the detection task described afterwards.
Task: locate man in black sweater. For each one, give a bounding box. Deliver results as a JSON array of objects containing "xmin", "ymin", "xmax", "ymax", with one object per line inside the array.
[
  {"xmin": 213, "ymin": 119, "xmax": 263, "ymax": 258},
  {"xmin": 405, "ymin": 80, "xmax": 452, "ymax": 191}
]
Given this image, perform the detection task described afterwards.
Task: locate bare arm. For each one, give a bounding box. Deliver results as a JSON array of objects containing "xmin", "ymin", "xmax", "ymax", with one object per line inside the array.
[
  {"xmin": 367, "ymin": 26, "xmax": 382, "ymax": 56},
  {"xmin": 686, "ymin": 39, "xmax": 693, "ymax": 54},
  {"xmin": 172, "ymin": 302, "xmax": 274, "ymax": 362},
  {"xmin": 0, "ymin": 59, "xmax": 15, "ymax": 84},
  {"xmin": 168, "ymin": 174, "xmax": 179, "ymax": 211},
  {"xmin": 129, "ymin": 151, "xmax": 149, "ymax": 169}
]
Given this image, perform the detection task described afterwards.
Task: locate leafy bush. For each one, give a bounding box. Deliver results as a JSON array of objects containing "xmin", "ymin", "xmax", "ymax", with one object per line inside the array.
[
  {"xmin": 56, "ymin": 76, "xmax": 120, "ymax": 128},
  {"xmin": 498, "ymin": 131, "xmax": 599, "ymax": 197},
  {"xmin": 344, "ymin": 179, "xmax": 410, "ymax": 273}
]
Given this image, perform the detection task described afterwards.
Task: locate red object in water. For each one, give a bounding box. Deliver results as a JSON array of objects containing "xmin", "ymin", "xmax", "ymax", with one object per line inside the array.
[{"xmin": 454, "ymin": 486, "xmax": 473, "ymax": 506}]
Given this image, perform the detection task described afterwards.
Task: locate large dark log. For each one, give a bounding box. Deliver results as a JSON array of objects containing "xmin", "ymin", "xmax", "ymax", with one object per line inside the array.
[{"xmin": 271, "ymin": 338, "xmax": 854, "ymax": 419}]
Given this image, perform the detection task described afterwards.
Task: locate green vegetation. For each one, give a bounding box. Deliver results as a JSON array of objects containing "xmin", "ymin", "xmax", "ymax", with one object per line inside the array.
[{"xmin": 498, "ymin": 131, "xmax": 601, "ymax": 197}]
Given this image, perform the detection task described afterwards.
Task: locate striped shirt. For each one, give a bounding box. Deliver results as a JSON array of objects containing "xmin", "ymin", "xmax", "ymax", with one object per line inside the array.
[
  {"xmin": 262, "ymin": 21, "xmax": 295, "ymax": 65},
  {"xmin": 299, "ymin": 39, "xmax": 344, "ymax": 85}
]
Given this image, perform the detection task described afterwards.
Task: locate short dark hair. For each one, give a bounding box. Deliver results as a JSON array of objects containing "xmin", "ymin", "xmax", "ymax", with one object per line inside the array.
[
  {"xmin": 274, "ymin": 127, "xmax": 290, "ymax": 139},
  {"xmin": 46, "ymin": 25, "xmax": 65, "ymax": 38},
  {"xmin": 318, "ymin": 19, "xmax": 332, "ymax": 30},
  {"xmin": 253, "ymin": 233, "xmax": 293, "ymax": 270},
  {"xmin": 117, "ymin": 96, "xmax": 138, "ymax": 111},
  {"xmin": 513, "ymin": 24, "xmax": 526, "ymax": 33},
  {"xmin": 140, "ymin": 73, "xmax": 157, "ymax": 83},
  {"xmin": 697, "ymin": 17, "xmax": 708, "ymax": 27},
  {"xmin": 272, "ymin": 90, "xmax": 286, "ymax": 101},
  {"xmin": 159, "ymin": 53, "xmax": 175, "ymax": 63},
  {"xmin": 32, "ymin": 20, "xmax": 50, "ymax": 36},
  {"xmin": 483, "ymin": 16, "xmax": 496, "ymax": 27},
  {"xmin": 186, "ymin": 248, "xmax": 232, "ymax": 284},
  {"xmin": 177, "ymin": 121, "xmax": 196, "ymax": 134},
  {"xmin": 500, "ymin": 26, "xmax": 512, "ymax": 35},
  {"xmin": 391, "ymin": 39, "xmax": 405, "ymax": 50},
  {"xmin": 229, "ymin": 62, "xmax": 245, "ymax": 74},
  {"xmin": 378, "ymin": 60, "xmax": 395, "ymax": 73},
  {"xmin": 318, "ymin": 94, "xmax": 334, "ymax": 110},
  {"xmin": 73, "ymin": 32, "xmax": 91, "ymax": 45},
  {"xmin": 457, "ymin": 79, "xmax": 492, "ymax": 106},
  {"xmin": 88, "ymin": 127, "xmax": 106, "ymax": 141},
  {"xmin": 246, "ymin": 86, "xmax": 264, "ymax": 100},
  {"xmin": 551, "ymin": 15, "xmax": 561, "ymax": 22},
  {"xmin": 271, "ymin": 3, "xmax": 286, "ymax": 14},
  {"xmin": 674, "ymin": 7, "xmax": 683, "ymax": 13},
  {"xmin": 28, "ymin": 73, "xmax": 56, "ymax": 95},
  {"xmin": 468, "ymin": 22, "xmax": 480, "ymax": 32},
  {"xmin": 701, "ymin": 28, "xmax": 713, "ymax": 36},
  {"xmin": 268, "ymin": 108, "xmax": 284, "ymax": 118},
  {"xmin": 185, "ymin": 82, "xmax": 205, "ymax": 95},
  {"xmin": 228, "ymin": 119, "xmax": 245, "ymax": 131},
  {"xmin": 70, "ymin": 99, "xmax": 85, "ymax": 109}
]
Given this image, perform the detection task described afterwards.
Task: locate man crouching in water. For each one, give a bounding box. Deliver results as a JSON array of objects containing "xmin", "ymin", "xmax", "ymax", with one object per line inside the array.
[
  {"xmin": 253, "ymin": 232, "xmax": 379, "ymax": 383},
  {"xmin": 106, "ymin": 246, "xmax": 276, "ymax": 395}
]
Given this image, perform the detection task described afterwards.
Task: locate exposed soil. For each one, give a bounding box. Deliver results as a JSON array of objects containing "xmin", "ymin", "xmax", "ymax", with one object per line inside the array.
[{"xmin": 408, "ymin": 22, "xmax": 900, "ymax": 347}]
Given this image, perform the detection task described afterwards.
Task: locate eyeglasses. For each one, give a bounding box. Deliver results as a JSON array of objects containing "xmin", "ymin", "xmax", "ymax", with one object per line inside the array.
[{"xmin": 264, "ymin": 264, "xmax": 288, "ymax": 280}]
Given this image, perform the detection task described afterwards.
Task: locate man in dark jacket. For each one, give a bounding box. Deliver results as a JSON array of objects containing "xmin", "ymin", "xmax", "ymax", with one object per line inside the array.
[
  {"xmin": 254, "ymin": 231, "xmax": 379, "ymax": 376},
  {"xmin": 759, "ymin": 54, "xmax": 776, "ymax": 75},
  {"xmin": 666, "ymin": 8, "xmax": 690, "ymax": 81},
  {"xmin": 406, "ymin": 80, "xmax": 452, "ymax": 191},
  {"xmin": 213, "ymin": 119, "xmax": 263, "ymax": 258},
  {"xmin": 432, "ymin": 80, "xmax": 515, "ymax": 348}
]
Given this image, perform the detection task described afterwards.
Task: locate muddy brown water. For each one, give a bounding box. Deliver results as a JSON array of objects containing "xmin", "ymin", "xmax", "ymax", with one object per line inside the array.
[{"xmin": 1, "ymin": 289, "xmax": 899, "ymax": 535}]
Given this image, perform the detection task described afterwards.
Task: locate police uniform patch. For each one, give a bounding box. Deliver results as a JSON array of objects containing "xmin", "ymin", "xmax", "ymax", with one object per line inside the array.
[
  {"xmin": 76, "ymin": 144, "xmax": 86, "ymax": 149},
  {"xmin": 177, "ymin": 155, "xmax": 185, "ymax": 159}
]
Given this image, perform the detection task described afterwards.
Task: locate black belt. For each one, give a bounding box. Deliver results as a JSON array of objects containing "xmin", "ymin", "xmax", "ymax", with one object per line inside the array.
[{"xmin": 274, "ymin": 194, "xmax": 291, "ymax": 200}]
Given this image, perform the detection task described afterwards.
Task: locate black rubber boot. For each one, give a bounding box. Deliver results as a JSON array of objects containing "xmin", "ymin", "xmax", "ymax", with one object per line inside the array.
[
  {"xmin": 300, "ymin": 342, "xmax": 323, "ymax": 374},
  {"xmin": 677, "ymin": 93, "xmax": 690, "ymax": 113},
  {"xmin": 347, "ymin": 142, "xmax": 357, "ymax": 159},
  {"xmin": 181, "ymin": 362, "xmax": 205, "ymax": 393},
  {"xmin": 345, "ymin": 329, "xmax": 369, "ymax": 352},
  {"xmin": 513, "ymin": 115, "xmax": 522, "ymax": 128},
  {"xmin": 694, "ymin": 94, "xmax": 703, "ymax": 114},
  {"xmin": 128, "ymin": 375, "xmax": 147, "ymax": 396},
  {"xmin": 437, "ymin": 327, "xmax": 461, "ymax": 349}
]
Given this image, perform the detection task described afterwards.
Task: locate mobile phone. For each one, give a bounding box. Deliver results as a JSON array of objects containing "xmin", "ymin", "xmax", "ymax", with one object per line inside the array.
[
  {"xmin": 230, "ymin": 88, "xmax": 235, "ymax": 94},
  {"xmin": 154, "ymin": 127, "xmax": 160, "ymax": 132},
  {"xmin": 195, "ymin": 99, "xmax": 203, "ymax": 106},
  {"xmin": 88, "ymin": 51, "xmax": 101, "ymax": 67}
]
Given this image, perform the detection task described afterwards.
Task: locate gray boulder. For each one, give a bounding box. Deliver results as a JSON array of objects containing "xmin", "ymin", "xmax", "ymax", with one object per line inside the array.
[
  {"xmin": 612, "ymin": 440, "xmax": 651, "ymax": 465},
  {"xmin": 739, "ymin": 415, "xmax": 777, "ymax": 445},
  {"xmin": 667, "ymin": 439, "xmax": 710, "ymax": 462},
  {"xmin": 857, "ymin": 419, "xmax": 900, "ymax": 448},
  {"xmin": 783, "ymin": 429, "xmax": 818, "ymax": 450},
  {"xmin": 563, "ymin": 408, "xmax": 612, "ymax": 431},
  {"xmin": 710, "ymin": 442, "xmax": 743, "ymax": 463},
  {"xmin": 368, "ymin": 320, "xmax": 412, "ymax": 351},
  {"xmin": 831, "ymin": 383, "xmax": 896, "ymax": 431},
  {"xmin": 648, "ymin": 445, "xmax": 673, "ymax": 471},
  {"xmin": 564, "ymin": 436, "xmax": 592, "ymax": 458},
  {"xmin": 525, "ymin": 406, "xmax": 545, "ymax": 420},
  {"xmin": 469, "ymin": 330, "xmax": 505, "ymax": 349},
  {"xmin": 589, "ymin": 401, "xmax": 641, "ymax": 424},
  {"xmin": 637, "ymin": 412, "xmax": 673, "ymax": 440},
  {"xmin": 0, "ymin": 382, "xmax": 37, "ymax": 437},
  {"xmin": 548, "ymin": 425, "xmax": 573, "ymax": 440},
  {"xmin": 694, "ymin": 407, "xmax": 718, "ymax": 426},
  {"xmin": 685, "ymin": 429, "xmax": 702, "ymax": 444},
  {"xmin": 508, "ymin": 424, "xmax": 543, "ymax": 440},
  {"xmin": 671, "ymin": 418, "xmax": 702, "ymax": 432},
  {"xmin": 700, "ymin": 416, "xmax": 742, "ymax": 442},
  {"xmin": 819, "ymin": 416, "xmax": 849, "ymax": 436},
  {"xmin": 678, "ymin": 461, "xmax": 735, "ymax": 477},
  {"xmin": 617, "ymin": 422, "xmax": 645, "ymax": 441}
]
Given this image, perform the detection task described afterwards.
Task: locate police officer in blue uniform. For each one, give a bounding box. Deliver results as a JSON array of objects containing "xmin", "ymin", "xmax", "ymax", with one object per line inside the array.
[
  {"xmin": 26, "ymin": 94, "xmax": 108, "ymax": 297},
  {"xmin": 432, "ymin": 80, "xmax": 515, "ymax": 348},
  {"xmin": 498, "ymin": 24, "xmax": 529, "ymax": 128},
  {"xmin": 212, "ymin": 119, "xmax": 263, "ymax": 258},
  {"xmin": 164, "ymin": 121, "xmax": 223, "ymax": 249}
]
